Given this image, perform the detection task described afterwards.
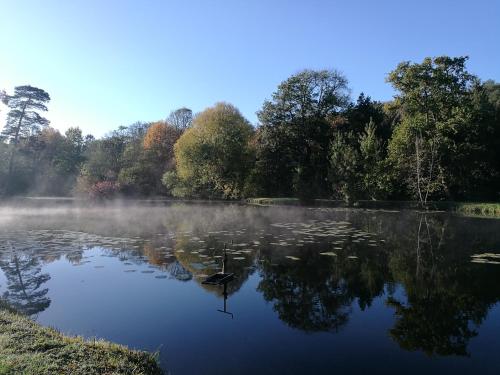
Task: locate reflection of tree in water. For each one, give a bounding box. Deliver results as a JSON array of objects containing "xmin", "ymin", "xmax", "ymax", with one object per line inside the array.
[
  {"xmin": 386, "ymin": 214, "xmax": 500, "ymax": 356},
  {"xmin": 258, "ymin": 258, "xmax": 350, "ymax": 332},
  {"xmin": 166, "ymin": 261, "xmax": 192, "ymax": 281},
  {"xmin": 172, "ymin": 232, "xmax": 256, "ymax": 296},
  {"xmin": 257, "ymin": 246, "xmax": 387, "ymax": 332},
  {"xmin": 2, "ymin": 203, "xmax": 500, "ymax": 358},
  {"xmin": 387, "ymin": 293, "xmax": 485, "ymax": 356},
  {"xmin": 0, "ymin": 251, "xmax": 51, "ymax": 316},
  {"xmin": 256, "ymin": 211, "xmax": 500, "ymax": 356}
]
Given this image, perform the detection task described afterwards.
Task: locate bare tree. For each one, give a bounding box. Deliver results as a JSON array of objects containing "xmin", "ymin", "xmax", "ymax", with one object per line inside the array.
[{"xmin": 167, "ymin": 107, "xmax": 192, "ymax": 131}]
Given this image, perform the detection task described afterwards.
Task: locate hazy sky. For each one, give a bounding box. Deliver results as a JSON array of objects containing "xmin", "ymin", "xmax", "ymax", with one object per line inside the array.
[{"xmin": 1, "ymin": 0, "xmax": 499, "ymax": 137}]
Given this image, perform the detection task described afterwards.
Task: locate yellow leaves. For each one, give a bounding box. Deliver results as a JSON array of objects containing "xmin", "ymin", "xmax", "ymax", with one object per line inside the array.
[
  {"xmin": 40, "ymin": 127, "xmax": 63, "ymax": 143},
  {"xmin": 143, "ymin": 121, "xmax": 182, "ymax": 159},
  {"xmin": 143, "ymin": 121, "xmax": 168, "ymax": 150},
  {"xmin": 171, "ymin": 102, "xmax": 254, "ymax": 198}
]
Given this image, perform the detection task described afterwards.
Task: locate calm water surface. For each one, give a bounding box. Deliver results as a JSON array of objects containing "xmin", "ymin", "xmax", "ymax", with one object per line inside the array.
[{"xmin": 1, "ymin": 201, "xmax": 500, "ymax": 374}]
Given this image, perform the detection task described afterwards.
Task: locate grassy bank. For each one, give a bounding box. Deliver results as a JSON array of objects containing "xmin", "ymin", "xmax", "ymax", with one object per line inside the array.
[
  {"xmin": 246, "ymin": 198, "xmax": 500, "ymax": 217},
  {"xmin": 0, "ymin": 309, "xmax": 163, "ymax": 375},
  {"xmin": 453, "ymin": 202, "xmax": 500, "ymax": 217}
]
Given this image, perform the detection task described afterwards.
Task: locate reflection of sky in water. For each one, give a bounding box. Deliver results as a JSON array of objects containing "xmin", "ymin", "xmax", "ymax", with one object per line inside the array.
[{"xmin": 1, "ymin": 203, "xmax": 500, "ymax": 374}]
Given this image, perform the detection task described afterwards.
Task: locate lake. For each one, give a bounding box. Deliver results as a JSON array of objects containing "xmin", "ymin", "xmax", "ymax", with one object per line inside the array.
[{"xmin": 1, "ymin": 201, "xmax": 500, "ymax": 374}]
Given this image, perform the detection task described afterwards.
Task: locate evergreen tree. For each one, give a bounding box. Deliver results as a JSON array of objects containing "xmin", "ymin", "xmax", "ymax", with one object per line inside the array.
[{"xmin": 1, "ymin": 85, "xmax": 50, "ymax": 194}]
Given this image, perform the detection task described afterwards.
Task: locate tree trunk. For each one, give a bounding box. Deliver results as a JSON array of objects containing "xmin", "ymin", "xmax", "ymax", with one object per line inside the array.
[{"xmin": 415, "ymin": 134, "xmax": 425, "ymax": 207}]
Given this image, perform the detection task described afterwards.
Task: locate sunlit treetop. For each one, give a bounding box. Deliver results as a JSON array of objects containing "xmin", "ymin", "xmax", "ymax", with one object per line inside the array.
[{"xmin": 1, "ymin": 85, "xmax": 51, "ymax": 144}]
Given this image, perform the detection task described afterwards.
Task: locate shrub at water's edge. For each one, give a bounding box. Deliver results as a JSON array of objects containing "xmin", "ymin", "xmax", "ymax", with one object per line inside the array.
[{"xmin": 0, "ymin": 309, "xmax": 164, "ymax": 375}]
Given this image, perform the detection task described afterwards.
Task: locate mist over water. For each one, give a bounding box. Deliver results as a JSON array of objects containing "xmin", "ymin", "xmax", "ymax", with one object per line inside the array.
[{"xmin": 1, "ymin": 199, "xmax": 500, "ymax": 374}]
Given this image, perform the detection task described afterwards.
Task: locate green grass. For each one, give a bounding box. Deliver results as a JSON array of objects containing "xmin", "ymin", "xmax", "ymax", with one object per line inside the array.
[
  {"xmin": 0, "ymin": 309, "xmax": 164, "ymax": 375},
  {"xmin": 454, "ymin": 202, "xmax": 500, "ymax": 217}
]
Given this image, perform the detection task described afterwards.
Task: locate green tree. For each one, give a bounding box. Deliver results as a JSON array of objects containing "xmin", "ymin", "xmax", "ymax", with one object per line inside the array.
[
  {"xmin": 256, "ymin": 69, "xmax": 350, "ymax": 199},
  {"xmin": 386, "ymin": 56, "xmax": 494, "ymax": 203},
  {"xmin": 359, "ymin": 119, "xmax": 385, "ymax": 199},
  {"xmin": 64, "ymin": 127, "xmax": 86, "ymax": 168},
  {"xmin": 470, "ymin": 80, "xmax": 500, "ymax": 198},
  {"xmin": 166, "ymin": 102, "xmax": 254, "ymax": 199},
  {"xmin": 23, "ymin": 127, "xmax": 89, "ymax": 195},
  {"xmin": 1, "ymin": 85, "xmax": 50, "ymax": 194},
  {"xmin": 118, "ymin": 142, "xmax": 158, "ymax": 196},
  {"xmin": 342, "ymin": 93, "xmax": 390, "ymax": 141},
  {"xmin": 328, "ymin": 132, "xmax": 361, "ymax": 204},
  {"xmin": 76, "ymin": 134, "xmax": 126, "ymax": 196},
  {"xmin": 328, "ymin": 120, "xmax": 385, "ymax": 204},
  {"xmin": 387, "ymin": 116, "xmax": 444, "ymax": 205}
]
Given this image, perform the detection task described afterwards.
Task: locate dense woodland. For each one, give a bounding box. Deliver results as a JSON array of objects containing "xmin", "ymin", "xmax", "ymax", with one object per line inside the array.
[{"xmin": 1, "ymin": 56, "xmax": 499, "ymax": 205}]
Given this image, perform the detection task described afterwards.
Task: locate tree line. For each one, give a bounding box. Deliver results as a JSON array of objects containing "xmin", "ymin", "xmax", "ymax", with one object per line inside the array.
[{"xmin": 1, "ymin": 56, "xmax": 499, "ymax": 204}]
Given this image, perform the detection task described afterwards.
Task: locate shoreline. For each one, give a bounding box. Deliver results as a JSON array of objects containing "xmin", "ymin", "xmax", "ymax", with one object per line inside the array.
[
  {"xmin": 245, "ymin": 198, "xmax": 500, "ymax": 218},
  {"xmin": 0, "ymin": 308, "xmax": 164, "ymax": 375},
  {"xmin": 0, "ymin": 196, "xmax": 499, "ymax": 218}
]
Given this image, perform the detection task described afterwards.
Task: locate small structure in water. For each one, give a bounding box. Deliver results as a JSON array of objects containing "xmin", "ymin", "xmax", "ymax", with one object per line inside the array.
[
  {"xmin": 203, "ymin": 244, "xmax": 235, "ymax": 318},
  {"xmin": 202, "ymin": 244, "xmax": 234, "ymax": 285}
]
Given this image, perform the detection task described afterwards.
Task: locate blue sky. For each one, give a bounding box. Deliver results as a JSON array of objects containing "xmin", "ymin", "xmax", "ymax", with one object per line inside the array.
[{"xmin": 1, "ymin": 0, "xmax": 499, "ymax": 137}]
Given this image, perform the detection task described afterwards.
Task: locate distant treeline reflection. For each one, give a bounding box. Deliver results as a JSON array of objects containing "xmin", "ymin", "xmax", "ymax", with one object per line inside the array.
[{"xmin": 1, "ymin": 205, "xmax": 500, "ymax": 357}]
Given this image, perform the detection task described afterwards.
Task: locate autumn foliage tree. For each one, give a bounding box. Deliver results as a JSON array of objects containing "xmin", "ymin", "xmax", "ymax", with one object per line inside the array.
[
  {"xmin": 143, "ymin": 121, "xmax": 182, "ymax": 163},
  {"xmin": 164, "ymin": 103, "xmax": 254, "ymax": 199}
]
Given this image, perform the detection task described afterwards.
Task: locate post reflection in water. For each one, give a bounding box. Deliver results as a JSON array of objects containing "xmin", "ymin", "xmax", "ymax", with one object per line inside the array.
[
  {"xmin": 1, "ymin": 202, "xmax": 500, "ymax": 374},
  {"xmin": 218, "ymin": 281, "xmax": 233, "ymax": 319}
]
